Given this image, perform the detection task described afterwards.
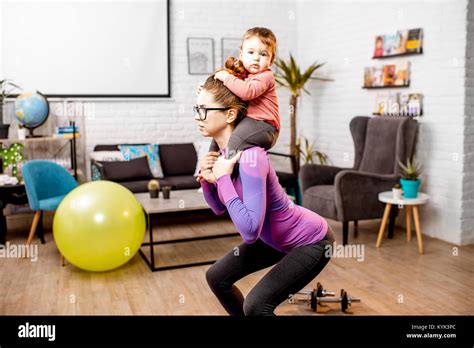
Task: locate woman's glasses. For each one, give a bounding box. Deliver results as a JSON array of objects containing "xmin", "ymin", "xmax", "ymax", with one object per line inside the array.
[{"xmin": 193, "ymin": 105, "xmax": 231, "ymax": 121}]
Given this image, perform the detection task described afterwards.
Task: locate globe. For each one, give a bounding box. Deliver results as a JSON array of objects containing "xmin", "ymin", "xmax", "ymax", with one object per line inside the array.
[{"xmin": 14, "ymin": 92, "xmax": 49, "ymax": 134}]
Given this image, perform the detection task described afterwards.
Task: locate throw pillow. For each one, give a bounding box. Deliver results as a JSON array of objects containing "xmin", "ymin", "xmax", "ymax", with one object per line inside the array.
[
  {"xmin": 101, "ymin": 156, "xmax": 152, "ymax": 181},
  {"xmin": 90, "ymin": 151, "xmax": 124, "ymax": 162},
  {"xmin": 119, "ymin": 144, "xmax": 164, "ymax": 178}
]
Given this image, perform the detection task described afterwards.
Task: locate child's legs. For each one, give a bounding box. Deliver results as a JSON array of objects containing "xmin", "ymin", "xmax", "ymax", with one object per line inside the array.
[{"xmin": 225, "ymin": 117, "xmax": 278, "ymax": 159}]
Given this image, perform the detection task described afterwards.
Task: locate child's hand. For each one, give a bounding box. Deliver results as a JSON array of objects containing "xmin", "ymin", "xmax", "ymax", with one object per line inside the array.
[
  {"xmin": 196, "ymin": 82, "xmax": 204, "ymax": 96},
  {"xmin": 214, "ymin": 70, "xmax": 230, "ymax": 82}
]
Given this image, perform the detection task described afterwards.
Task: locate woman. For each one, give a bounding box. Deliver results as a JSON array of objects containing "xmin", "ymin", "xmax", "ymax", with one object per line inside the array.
[{"xmin": 195, "ymin": 73, "xmax": 336, "ymax": 316}]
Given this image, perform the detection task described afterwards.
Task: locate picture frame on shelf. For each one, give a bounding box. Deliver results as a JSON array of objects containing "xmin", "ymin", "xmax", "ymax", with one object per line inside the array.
[
  {"xmin": 221, "ymin": 38, "xmax": 241, "ymax": 66},
  {"xmin": 187, "ymin": 38, "xmax": 215, "ymax": 75}
]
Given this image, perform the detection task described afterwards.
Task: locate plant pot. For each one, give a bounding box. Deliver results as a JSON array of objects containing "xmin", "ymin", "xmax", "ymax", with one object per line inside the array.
[
  {"xmin": 400, "ymin": 178, "xmax": 421, "ymax": 199},
  {"xmin": 392, "ymin": 188, "xmax": 403, "ymax": 201},
  {"xmin": 0, "ymin": 124, "xmax": 10, "ymax": 139},
  {"xmin": 18, "ymin": 128, "xmax": 26, "ymax": 140},
  {"xmin": 149, "ymin": 189, "xmax": 159, "ymax": 199}
]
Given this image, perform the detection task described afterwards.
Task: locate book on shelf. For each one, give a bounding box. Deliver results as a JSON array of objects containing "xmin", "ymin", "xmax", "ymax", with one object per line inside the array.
[
  {"xmin": 406, "ymin": 28, "xmax": 423, "ymax": 53},
  {"xmin": 364, "ymin": 66, "xmax": 384, "ymax": 87},
  {"xmin": 394, "ymin": 61, "xmax": 410, "ymax": 86},
  {"xmin": 53, "ymin": 133, "xmax": 81, "ymax": 139},
  {"xmin": 394, "ymin": 29, "xmax": 409, "ymax": 55},
  {"xmin": 382, "ymin": 34, "xmax": 399, "ymax": 57},
  {"xmin": 373, "ymin": 35, "xmax": 384, "ymax": 57},
  {"xmin": 56, "ymin": 126, "xmax": 80, "ymax": 134},
  {"xmin": 383, "ymin": 65, "xmax": 396, "ymax": 86}
]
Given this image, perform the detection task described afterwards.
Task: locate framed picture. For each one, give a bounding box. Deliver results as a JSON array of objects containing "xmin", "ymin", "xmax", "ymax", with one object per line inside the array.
[
  {"xmin": 187, "ymin": 38, "xmax": 215, "ymax": 75},
  {"xmin": 221, "ymin": 38, "xmax": 241, "ymax": 65}
]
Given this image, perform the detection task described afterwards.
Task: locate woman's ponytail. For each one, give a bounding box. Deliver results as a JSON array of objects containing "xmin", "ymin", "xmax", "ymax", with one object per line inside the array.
[{"xmin": 224, "ymin": 57, "xmax": 248, "ymax": 80}]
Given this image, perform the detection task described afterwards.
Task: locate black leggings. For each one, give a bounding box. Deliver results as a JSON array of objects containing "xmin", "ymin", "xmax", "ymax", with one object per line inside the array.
[{"xmin": 206, "ymin": 226, "xmax": 336, "ymax": 316}]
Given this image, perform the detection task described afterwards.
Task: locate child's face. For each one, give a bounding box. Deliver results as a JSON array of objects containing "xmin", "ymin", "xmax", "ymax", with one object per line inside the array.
[{"xmin": 239, "ymin": 36, "xmax": 272, "ymax": 74}]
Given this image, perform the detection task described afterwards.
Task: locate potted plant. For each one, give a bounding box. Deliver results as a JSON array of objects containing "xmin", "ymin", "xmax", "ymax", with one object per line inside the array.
[
  {"xmin": 148, "ymin": 179, "xmax": 160, "ymax": 198},
  {"xmin": 295, "ymin": 135, "xmax": 329, "ymax": 165},
  {"xmin": 0, "ymin": 79, "xmax": 22, "ymax": 139},
  {"xmin": 398, "ymin": 158, "xmax": 423, "ymax": 199},
  {"xmin": 274, "ymin": 54, "xmax": 332, "ymax": 172},
  {"xmin": 392, "ymin": 183, "xmax": 402, "ymax": 201}
]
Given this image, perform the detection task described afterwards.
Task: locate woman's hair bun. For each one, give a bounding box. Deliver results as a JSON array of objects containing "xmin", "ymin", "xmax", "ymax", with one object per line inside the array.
[{"xmin": 224, "ymin": 57, "xmax": 248, "ymax": 79}]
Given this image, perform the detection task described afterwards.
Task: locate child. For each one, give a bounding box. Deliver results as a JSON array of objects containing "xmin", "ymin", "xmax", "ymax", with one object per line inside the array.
[{"xmin": 208, "ymin": 27, "xmax": 280, "ymax": 159}]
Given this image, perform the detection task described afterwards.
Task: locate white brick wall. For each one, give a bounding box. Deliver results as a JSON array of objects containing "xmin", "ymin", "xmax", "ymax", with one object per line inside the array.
[
  {"xmin": 3, "ymin": 0, "xmax": 472, "ymax": 245},
  {"xmin": 295, "ymin": 0, "xmax": 472, "ymax": 245},
  {"xmin": 463, "ymin": 0, "xmax": 474, "ymax": 244}
]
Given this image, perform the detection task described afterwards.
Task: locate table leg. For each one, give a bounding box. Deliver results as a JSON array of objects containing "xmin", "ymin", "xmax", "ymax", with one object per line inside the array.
[
  {"xmin": 406, "ymin": 206, "xmax": 412, "ymax": 242},
  {"xmin": 0, "ymin": 204, "xmax": 7, "ymax": 245},
  {"xmin": 148, "ymin": 213, "xmax": 155, "ymax": 270},
  {"xmin": 376, "ymin": 203, "xmax": 392, "ymax": 248},
  {"xmin": 387, "ymin": 206, "xmax": 398, "ymax": 239},
  {"xmin": 412, "ymin": 206, "xmax": 424, "ymax": 254}
]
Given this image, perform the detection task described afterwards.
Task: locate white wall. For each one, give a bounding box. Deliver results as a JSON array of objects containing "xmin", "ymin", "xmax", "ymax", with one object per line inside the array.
[
  {"xmin": 295, "ymin": 0, "xmax": 471, "ymax": 245},
  {"xmin": 463, "ymin": 0, "xmax": 474, "ymax": 244},
  {"xmin": 2, "ymin": 0, "xmax": 472, "ymax": 245}
]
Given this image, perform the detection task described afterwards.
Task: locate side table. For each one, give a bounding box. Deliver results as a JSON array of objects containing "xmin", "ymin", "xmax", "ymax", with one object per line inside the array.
[
  {"xmin": 0, "ymin": 184, "xmax": 30, "ymax": 245},
  {"xmin": 376, "ymin": 191, "xmax": 430, "ymax": 254}
]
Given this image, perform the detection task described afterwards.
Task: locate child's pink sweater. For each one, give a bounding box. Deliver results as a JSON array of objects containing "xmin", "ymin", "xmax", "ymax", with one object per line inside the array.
[{"xmin": 223, "ymin": 69, "xmax": 280, "ymax": 131}]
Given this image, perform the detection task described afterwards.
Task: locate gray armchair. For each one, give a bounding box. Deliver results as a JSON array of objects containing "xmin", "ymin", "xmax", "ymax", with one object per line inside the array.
[{"xmin": 300, "ymin": 116, "xmax": 418, "ymax": 245}]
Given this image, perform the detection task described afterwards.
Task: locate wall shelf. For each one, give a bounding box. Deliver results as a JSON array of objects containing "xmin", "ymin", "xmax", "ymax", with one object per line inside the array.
[
  {"xmin": 372, "ymin": 50, "xmax": 423, "ymax": 59},
  {"xmin": 363, "ymin": 85, "xmax": 410, "ymax": 89}
]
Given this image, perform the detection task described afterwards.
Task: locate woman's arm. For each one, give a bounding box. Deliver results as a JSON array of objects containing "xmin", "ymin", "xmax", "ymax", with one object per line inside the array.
[
  {"xmin": 223, "ymin": 70, "xmax": 274, "ymax": 101},
  {"xmin": 201, "ymin": 180, "xmax": 227, "ymax": 216},
  {"xmin": 215, "ymin": 147, "xmax": 268, "ymax": 243}
]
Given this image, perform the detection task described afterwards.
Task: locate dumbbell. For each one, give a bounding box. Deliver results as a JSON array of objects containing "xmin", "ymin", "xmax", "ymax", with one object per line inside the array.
[
  {"xmin": 316, "ymin": 289, "xmax": 361, "ymax": 312},
  {"xmin": 288, "ymin": 282, "xmax": 335, "ymax": 310}
]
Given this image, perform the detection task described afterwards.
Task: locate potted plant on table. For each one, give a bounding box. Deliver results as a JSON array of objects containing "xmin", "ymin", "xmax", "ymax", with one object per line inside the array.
[
  {"xmin": 392, "ymin": 183, "xmax": 402, "ymax": 200},
  {"xmin": 148, "ymin": 179, "xmax": 160, "ymax": 199},
  {"xmin": 398, "ymin": 158, "xmax": 423, "ymax": 199},
  {"xmin": 0, "ymin": 79, "xmax": 22, "ymax": 139}
]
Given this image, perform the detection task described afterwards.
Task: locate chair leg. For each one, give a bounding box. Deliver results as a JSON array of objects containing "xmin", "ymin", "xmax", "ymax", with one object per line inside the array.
[
  {"xmin": 342, "ymin": 221, "xmax": 349, "ymax": 245},
  {"xmin": 37, "ymin": 211, "xmax": 45, "ymax": 244},
  {"xmin": 26, "ymin": 211, "xmax": 42, "ymax": 245},
  {"xmin": 353, "ymin": 220, "xmax": 358, "ymax": 238},
  {"xmin": 60, "ymin": 253, "xmax": 65, "ymax": 267}
]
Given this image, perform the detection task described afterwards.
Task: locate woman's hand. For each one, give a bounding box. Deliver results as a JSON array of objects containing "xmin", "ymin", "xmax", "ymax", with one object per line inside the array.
[
  {"xmin": 212, "ymin": 152, "xmax": 242, "ymax": 180},
  {"xmin": 196, "ymin": 151, "xmax": 220, "ymax": 184},
  {"xmin": 214, "ymin": 70, "xmax": 230, "ymax": 82}
]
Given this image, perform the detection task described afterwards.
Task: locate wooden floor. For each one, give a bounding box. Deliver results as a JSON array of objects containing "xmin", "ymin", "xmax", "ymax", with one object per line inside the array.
[{"xmin": 1, "ymin": 210, "xmax": 473, "ymax": 315}]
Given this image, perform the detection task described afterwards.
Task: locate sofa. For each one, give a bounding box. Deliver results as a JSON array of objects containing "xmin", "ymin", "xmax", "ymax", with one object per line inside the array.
[{"xmin": 91, "ymin": 143, "xmax": 201, "ymax": 193}]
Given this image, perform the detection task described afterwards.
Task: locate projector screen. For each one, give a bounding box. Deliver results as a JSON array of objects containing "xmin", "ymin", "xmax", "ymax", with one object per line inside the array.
[{"xmin": 1, "ymin": 0, "xmax": 170, "ymax": 98}]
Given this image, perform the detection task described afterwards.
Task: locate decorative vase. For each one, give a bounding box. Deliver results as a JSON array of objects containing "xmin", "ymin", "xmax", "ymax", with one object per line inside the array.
[
  {"xmin": 392, "ymin": 188, "xmax": 403, "ymax": 201},
  {"xmin": 400, "ymin": 178, "xmax": 421, "ymax": 199}
]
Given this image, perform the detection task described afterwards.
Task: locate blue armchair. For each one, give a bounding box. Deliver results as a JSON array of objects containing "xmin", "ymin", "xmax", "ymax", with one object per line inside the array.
[{"xmin": 22, "ymin": 160, "xmax": 78, "ymax": 248}]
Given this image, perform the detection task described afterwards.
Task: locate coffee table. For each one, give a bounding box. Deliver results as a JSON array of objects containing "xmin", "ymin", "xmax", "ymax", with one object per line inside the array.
[{"xmin": 134, "ymin": 189, "xmax": 239, "ymax": 272}]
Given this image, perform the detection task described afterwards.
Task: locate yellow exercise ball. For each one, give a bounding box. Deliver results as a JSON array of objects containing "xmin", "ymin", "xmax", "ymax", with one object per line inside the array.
[{"xmin": 53, "ymin": 181, "xmax": 146, "ymax": 272}]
